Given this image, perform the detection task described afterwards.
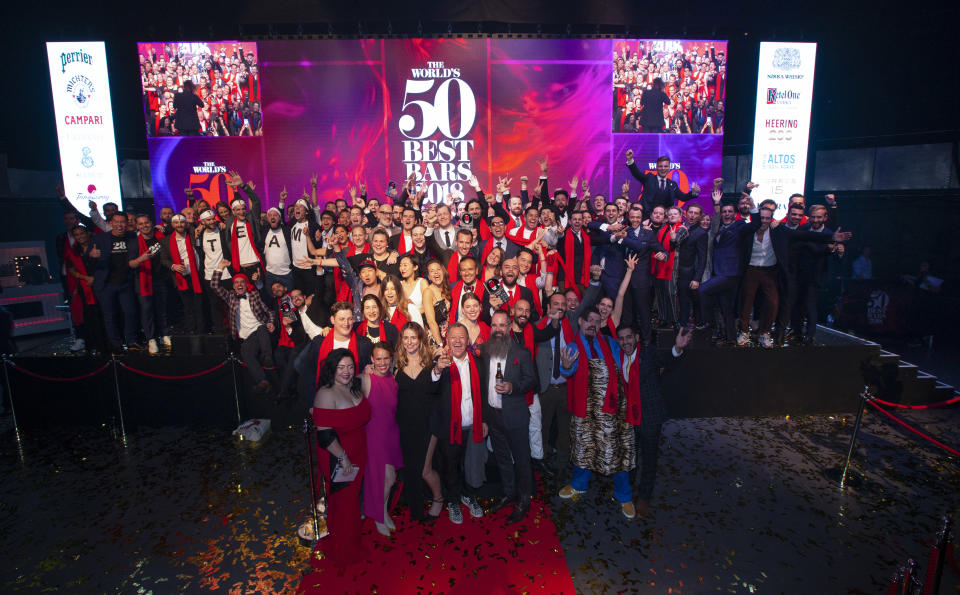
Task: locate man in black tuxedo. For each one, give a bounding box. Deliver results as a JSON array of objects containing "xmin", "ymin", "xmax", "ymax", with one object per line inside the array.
[
  {"xmin": 478, "ymin": 215, "xmax": 520, "ymax": 260},
  {"xmin": 482, "ymin": 311, "xmax": 538, "ymax": 523},
  {"xmin": 485, "ymin": 257, "xmax": 536, "ymax": 323},
  {"xmin": 675, "ymin": 203, "xmax": 708, "ymax": 325},
  {"xmin": 624, "ymin": 150, "xmax": 700, "ymax": 215}
]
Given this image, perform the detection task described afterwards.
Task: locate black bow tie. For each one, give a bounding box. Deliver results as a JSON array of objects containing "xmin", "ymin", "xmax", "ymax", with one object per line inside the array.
[
  {"xmin": 238, "ymin": 294, "xmax": 248, "ymax": 300},
  {"xmin": 463, "ymin": 285, "xmax": 474, "ymax": 293}
]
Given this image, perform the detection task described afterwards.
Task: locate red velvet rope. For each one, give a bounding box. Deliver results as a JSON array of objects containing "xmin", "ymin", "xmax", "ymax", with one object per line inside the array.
[
  {"xmin": 117, "ymin": 360, "xmax": 227, "ymax": 380},
  {"xmin": 236, "ymin": 361, "xmax": 277, "ymax": 370},
  {"xmin": 6, "ymin": 360, "xmax": 110, "ymax": 382},
  {"xmin": 872, "ymin": 395, "xmax": 960, "ymax": 410},
  {"xmin": 867, "ymin": 399, "xmax": 960, "ymax": 457}
]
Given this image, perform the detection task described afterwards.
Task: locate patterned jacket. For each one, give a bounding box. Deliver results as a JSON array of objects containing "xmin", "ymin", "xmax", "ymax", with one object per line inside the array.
[{"xmin": 211, "ymin": 269, "xmax": 275, "ymax": 337}]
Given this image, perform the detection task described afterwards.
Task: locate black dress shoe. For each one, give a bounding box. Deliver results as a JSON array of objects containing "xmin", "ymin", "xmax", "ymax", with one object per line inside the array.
[
  {"xmin": 532, "ymin": 459, "xmax": 555, "ymax": 479},
  {"xmin": 489, "ymin": 495, "xmax": 517, "ymax": 514},
  {"xmin": 507, "ymin": 498, "xmax": 531, "ymax": 524}
]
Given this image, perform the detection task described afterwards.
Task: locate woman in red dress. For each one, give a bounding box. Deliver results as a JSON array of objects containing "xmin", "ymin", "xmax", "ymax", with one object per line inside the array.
[{"xmin": 311, "ymin": 348, "xmax": 371, "ymax": 567}]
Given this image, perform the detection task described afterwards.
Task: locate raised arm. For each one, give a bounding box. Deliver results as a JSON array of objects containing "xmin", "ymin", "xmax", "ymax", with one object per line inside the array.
[{"xmin": 610, "ymin": 255, "xmax": 638, "ymax": 327}]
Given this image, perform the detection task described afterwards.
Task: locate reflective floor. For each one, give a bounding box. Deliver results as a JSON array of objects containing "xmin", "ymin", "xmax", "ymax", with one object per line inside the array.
[{"xmin": 1, "ymin": 407, "xmax": 958, "ymax": 593}]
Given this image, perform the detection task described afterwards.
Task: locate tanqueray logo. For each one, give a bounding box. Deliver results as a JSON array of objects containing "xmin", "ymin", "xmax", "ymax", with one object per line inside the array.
[{"xmin": 772, "ymin": 47, "xmax": 802, "ymax": 71}]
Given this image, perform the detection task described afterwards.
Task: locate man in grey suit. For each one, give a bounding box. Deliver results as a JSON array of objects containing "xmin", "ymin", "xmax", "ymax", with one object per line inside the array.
[
  {"xmin": 535, "ymin": 267, "xmax": 603, "ymax": 479},
  {"xmin": 483, "ymin": 310, "xmax": 538, "ymax": 523}
]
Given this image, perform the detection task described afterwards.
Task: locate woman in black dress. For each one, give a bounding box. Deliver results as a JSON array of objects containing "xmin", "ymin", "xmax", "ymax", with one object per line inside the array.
[{"xmin": 395, "ymin": 322, "xmax": 444, "ymax": 521}]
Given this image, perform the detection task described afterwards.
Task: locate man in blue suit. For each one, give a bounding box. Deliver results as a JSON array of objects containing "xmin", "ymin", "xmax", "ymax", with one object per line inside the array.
[
  {"xmin": 88, "ymin": 211, "xmax": 139, "ymax": 351},
  {"xmin": 699, "ymin": 190, "xmax": 759, "ymax": 343}
]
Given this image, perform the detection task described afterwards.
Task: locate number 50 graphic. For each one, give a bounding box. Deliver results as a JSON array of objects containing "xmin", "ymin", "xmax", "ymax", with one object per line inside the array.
[{"xmin": 398, "ymin": 78, "xmax": 477, "ymax": 140}]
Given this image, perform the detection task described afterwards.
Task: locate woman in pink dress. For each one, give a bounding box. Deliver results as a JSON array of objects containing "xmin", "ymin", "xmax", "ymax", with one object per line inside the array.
[{"xmin": 361, "ymin": 342, "xmax": 404, "ymax": 536}]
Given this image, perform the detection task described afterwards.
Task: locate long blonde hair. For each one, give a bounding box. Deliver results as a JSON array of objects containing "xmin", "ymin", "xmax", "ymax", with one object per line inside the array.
[
  {"xmin": 380, "ymin": 275, "xmax": 410, "ymax": 319},
  {"xmin": 395, "ymin": 322, "xmax": 433, "ymax": 373}
]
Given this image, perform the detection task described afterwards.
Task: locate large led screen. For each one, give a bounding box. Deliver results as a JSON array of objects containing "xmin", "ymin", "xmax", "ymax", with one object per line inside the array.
[{"xmin": 139, "ymin": 39, "xmax": 727, "ymax": 214}]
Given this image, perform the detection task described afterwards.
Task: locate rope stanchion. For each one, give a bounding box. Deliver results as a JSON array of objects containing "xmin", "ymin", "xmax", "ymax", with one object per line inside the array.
[
  {"xmin": 825, "ymin": 385, "xmax": 871, "ymax": 490},
  {"xmin": 872, "ymin": 395, "xmax": 960, "ymax": 410},
  {"xmin": 922, "ymin": 515, "xmax": 952, "ymax": 595},
  {"xmin": 866, "ymin": 399, "xmax": 960, "ymax": 457},
  {"xmin": 110, "ymin": 355, "xmax": 127, "ymax": 447},
  {"xmin": 230, "ymin": 355, "xmax": 242, "ymax": 426},
  {"xmin": 2, "ymin": 358, "xmax": 24, "ymax": 457},
  {"xmin": 116, "ymin": 360, "xmax": 227, "ymax": 380},
  {"xmin": 7, "ymin": 360, "xmax": 110, "ymax": 382}
]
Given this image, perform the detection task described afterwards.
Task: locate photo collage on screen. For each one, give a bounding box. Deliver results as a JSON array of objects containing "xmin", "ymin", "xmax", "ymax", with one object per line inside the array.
[
  {"xmin": 138, "ymin": 41, "xmax": 261, "ymax": 138},
  {"xmin": 612, "ymin": 39, "xmax": 727, "ymax": 134}
]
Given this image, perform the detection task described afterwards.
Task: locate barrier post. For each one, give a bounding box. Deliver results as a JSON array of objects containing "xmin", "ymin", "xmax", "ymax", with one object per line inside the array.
[
  {"xmin": 2, "ymin": 357, "xmax": 24, "ymax": 455},
  {"xmin": 230, "ymin": 354, "xmax": 242, "ymax": 426},
  {"xmin": 923, "ymin": 515, "xmax": 952, "ymax": 595},
  {"xmin": 110, "ymin": 354, "xmax": 128, "ymax": 447},
  {"xmin": 824, "ymin": 385, "xmax": 871, "ymax": 490},
  {"xmin": 303, "ymin": 417, "xmax": 321, "ymax": 544}
]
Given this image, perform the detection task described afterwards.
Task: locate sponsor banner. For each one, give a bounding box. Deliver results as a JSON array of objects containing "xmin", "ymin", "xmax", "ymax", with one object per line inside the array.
[
  {"xmin": 750, "ymin": 42, "xmax": 817, "ymax": 219},
  {"xmin": 611, "ymin": 134, "xmax": 723, "ymax": 214},
  {"xmin": 46, "ymin": 42, "xmax": 122, "ymax": 211}
]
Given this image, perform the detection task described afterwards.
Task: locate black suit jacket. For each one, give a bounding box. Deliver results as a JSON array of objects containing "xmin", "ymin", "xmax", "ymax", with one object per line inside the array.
[
  {"xmin": 794, "ymin": 225, "xmax": 840, "ymax": 287},
  {"xmin": 676, "ymin": 225, "xmax": 708, "ymax": 282},
  {"xmin": 295, "ymin": 333, "xmax": 374, "ymax": 401},
  {"xmin": 626, "ymin": 161, "xmax": 697, "ymax": 214}
]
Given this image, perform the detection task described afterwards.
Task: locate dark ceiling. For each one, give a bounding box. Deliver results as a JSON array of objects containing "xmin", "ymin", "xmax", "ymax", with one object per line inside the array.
[{"xmin": 4, "ymin": 0, "xmax": 958, "ymax": 170}]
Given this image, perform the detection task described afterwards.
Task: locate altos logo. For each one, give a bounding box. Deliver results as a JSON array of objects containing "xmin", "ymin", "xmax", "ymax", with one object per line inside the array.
[
  {"xmin": 761, "ymin": 153, "xmax": 797, "ymax": 169},
  {"xmin": 766, "ymin": 88, "xmax": 801, "ymax": 104}
]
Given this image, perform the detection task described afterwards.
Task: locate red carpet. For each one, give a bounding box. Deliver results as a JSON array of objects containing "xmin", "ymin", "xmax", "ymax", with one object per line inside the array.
[{"xmin": 297, "ymin": 495, "xmax": 575, "ymax": 594}]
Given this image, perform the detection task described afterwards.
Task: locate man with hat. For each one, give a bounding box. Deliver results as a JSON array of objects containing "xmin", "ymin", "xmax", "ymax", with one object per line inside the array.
[
  {"xmin": 197, "ymin": 209, "xmax": 232, "ymax": 334},
  {"xmin": 161, "ymin": 214, "xmax": 204, "ymax": 335},
  {"xmin": 224, "ymin": 171, "xmax": 264, "ymax": 284}
]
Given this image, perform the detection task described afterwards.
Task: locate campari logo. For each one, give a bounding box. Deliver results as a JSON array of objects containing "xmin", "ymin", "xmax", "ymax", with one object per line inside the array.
[{"xmin": 399, "ymin": 60, "xmax": 477, "ymax": 204}]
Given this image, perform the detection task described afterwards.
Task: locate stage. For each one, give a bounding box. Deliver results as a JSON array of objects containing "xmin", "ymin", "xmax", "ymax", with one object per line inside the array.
[{"xmin": 1, "ymin": 409, "xmax": 957, "ymax": 592}]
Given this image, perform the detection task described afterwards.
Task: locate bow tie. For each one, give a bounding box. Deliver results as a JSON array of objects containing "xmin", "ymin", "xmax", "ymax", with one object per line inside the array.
[
  {"xmin": 238, "ymin": 294, "xmax": 248, "ymax": 300},
  {"xmin": 463, "ymin": 285, "xmax": 474, "ymax": 293}
]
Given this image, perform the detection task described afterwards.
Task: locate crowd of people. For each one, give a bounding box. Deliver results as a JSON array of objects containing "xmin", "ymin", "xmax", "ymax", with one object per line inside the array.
[
  {"xmin": 139, "ymin": 43, "xmax": 262, "ymax": 137},
  {"xmin": 55, "ymin": 152, "xmax": 851, "ymax": 559},
  {"xmin": 613, "ymin": 41, "xmax": 726, "ymax": 133}
]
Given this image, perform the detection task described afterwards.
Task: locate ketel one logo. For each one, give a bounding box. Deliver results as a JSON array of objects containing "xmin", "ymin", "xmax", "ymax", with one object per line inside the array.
[
  {"xmin": 772, "ymin": 47, "xmax": 801, "ymax": 71},
  {"xmin": 766, "ymin": 88, "xmax": 801, "ymax": 104},
  {"xmin": 66, "ymin": 75, "xmax": 95, "ymax": 109}
]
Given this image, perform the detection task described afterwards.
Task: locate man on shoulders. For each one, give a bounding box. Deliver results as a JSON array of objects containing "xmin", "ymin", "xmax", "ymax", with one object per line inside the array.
[{"xmin": 625, "ymin": 150, "xmax": 700, "ymax": 214}]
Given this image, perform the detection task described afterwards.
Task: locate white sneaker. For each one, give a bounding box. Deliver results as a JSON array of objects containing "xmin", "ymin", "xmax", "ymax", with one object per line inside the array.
[
  {"xmin": 148, "ymin": 339, "xmax": 159, "ymax": 355},
  {"xmin": 69, "ymin": 338, "xmax": 86, "ymax": 352},
  {"xmin": 758, "ymin": 333, "xmax": 774, "ymax": 349},
  {"xmin": 736, "ymin": 331, "xmax": 750, "ymax": 346},
  {"xmin": 460, "ymin": 495, "xmax": 483, "ymax": 518},
  {"xmin": 162, "ymin": 335, "xmax": 172, "ymax": 348}
]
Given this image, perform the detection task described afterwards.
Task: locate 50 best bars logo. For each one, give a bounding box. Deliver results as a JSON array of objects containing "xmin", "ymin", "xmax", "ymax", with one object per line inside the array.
[{"xmin": 399, "ymin": 60, "xmax": 477, "ymax": 204}]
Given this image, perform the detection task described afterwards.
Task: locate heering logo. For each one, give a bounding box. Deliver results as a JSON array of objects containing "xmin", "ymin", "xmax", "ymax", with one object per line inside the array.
[{"xmin": 766, "ymin": 88, "xmax": 801, "ymax": 104}]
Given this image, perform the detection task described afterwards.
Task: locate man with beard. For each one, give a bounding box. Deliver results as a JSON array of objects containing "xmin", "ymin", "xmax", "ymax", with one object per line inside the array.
[
  {"xmin": 557, "ymin": 307, "xmax": 636, "ymax": 519},
  {"xmin": 508, "ymin": 298, "xmax": 561, "ymax": 478},
  {"xmin": 482, "ymin": 311, "xmax": 538, "ymax": 523},
  {"xmin": 224, "ymin": 172, "xmax": 265, "ymax": 282},
  {"xmin": 792, "ymin": 205, "xmax": 849, "ymax": 344},
  {"xmin": 487, "ymin": 257, "xmax": 535, "ymax": 319},
  {"xmin": 272, "ymin": 286, "xmax": 310, "ymax": 401},
  {"xmin": 197, "ymin": 210, "xmax": 231, "ymax": 333},
  {"xmin": 162, "ymin": 214, "xmax": 204, "ymax": 335},
  {"xmin": 283, "ymin": 193, "xmax": 321, "ymax": 295},
  {"xmin": 616, "ymin": 324, "xmax": 690, "ymax": 518},
  {"xmin": 260, "ymin": 205, "xmax": 294, "ymax": 292},
  {"xmin": 556, "ymin": 210, "xmax": 591, "ymax": 297}
]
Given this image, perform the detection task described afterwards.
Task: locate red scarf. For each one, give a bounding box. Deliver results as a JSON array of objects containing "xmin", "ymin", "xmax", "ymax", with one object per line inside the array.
[
  {"xmin": 389, "ymin": 307, "xmax": 408, "ymax": 329},
  {"xmin": 230, "ymin": 218, "xmax": 264, "ymax": 270},
  {"xmin": 506, "ymin": 225, "xmax": 541, "ymax": 247},
  {"xmin": 621, "ymin": 350, "xmax": 643, "ymax": 426},
  {"xmin": 446, "ymin": 251, "xmax": 466, "ymax": 285},
  {"xmin": 315, "ymin": 331, "xmax": 360, "ymax": 386},
  {"xmin": 537, "ymin": 314, "xmax": 575, "ymax": 343},
  {"xmin": 397, "ymin": 232, "xmax": 414, "ymax": 254},
  {"xmin": 449, "ymin": 352, "xmax": 483, "ymax": 445},
  {"xmin": 448, "ymin": 280, "xmax": 485, "ymax": 326},
  {"xmin": 500, "ymin": 283, "xmax": 524, "ymax": 312},
  {"xmin": 561, "ymin": 228, "xmax": 591, "ymax": 296},
  {"xmin": 136, "ymin": 232, "xmax": 163, "ymax": 296},
  {"xmin": 64, "ymin": 246, "xmax": 96, "ymax": 325},
  {"xmin": 567, "ymin": 334, "xmax": 619, "ymax": 418},
  {"xmin": 276, "ymin": 298, "xmax": 295, "ymax": 348},
  {"xmin": 334, "ymin": 242, "xmax": 370, "ymax": 302},
  {"xmin": 477, "ymin": 217, "xmax": 491, "ymax": 241},
  {"xmin": 518, "ymin": 273, "xmax": 542, "ymax": 316},
  {"xmin": 652, "ymin": 223, "xmax": 680, "ymax": 280},
  {"xmin": 601, "ymin": 316, "xmax": 617, "ymax": 337},
  {"xmin": 168, "ymin": 233, "xmax": 203, "ymax": 293},
  {"xmin": 356, "ymin": 319, "xmax": 387, "ymax": 343}
]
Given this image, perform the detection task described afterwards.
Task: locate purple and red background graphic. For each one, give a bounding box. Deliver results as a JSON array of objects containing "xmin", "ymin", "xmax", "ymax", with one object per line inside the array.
[{"xmin": 145, "ymin": 38, "xmax": 726, "ymax": 216}]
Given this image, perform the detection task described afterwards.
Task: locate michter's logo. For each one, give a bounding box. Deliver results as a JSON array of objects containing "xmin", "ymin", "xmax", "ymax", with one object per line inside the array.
[{"xmin": 60, "ymin": 50, "xmax": 93, "ymax": 73}]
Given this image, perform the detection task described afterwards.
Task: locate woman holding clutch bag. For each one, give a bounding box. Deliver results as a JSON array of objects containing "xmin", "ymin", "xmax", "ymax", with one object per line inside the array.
[{"xmin": 312, "ymin": 349, "xmax": 371, "ymax": 566}]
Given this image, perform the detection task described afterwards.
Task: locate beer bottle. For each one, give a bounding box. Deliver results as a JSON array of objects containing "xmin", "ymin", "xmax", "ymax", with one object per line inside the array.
[{"xmin": 496, "ymin": 362, "xmax": 503, "ymax": 383}]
